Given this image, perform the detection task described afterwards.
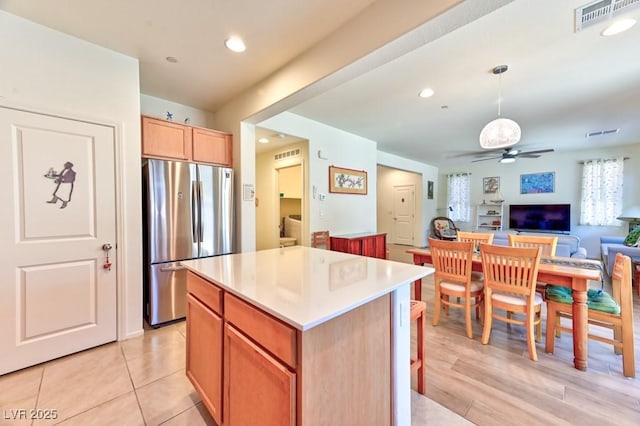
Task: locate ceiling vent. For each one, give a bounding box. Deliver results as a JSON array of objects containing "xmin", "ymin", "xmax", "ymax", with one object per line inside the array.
[
  {"xmin": 575, "ymin": 0, "xmax": 640, "ymax": 31},
  {"xmin": 274, "ymin": 148, "xmax": 300, "ymax": 161},
  {"xmin": 586, "ymin": 128, "xmax": 620, "ymax": 137}
]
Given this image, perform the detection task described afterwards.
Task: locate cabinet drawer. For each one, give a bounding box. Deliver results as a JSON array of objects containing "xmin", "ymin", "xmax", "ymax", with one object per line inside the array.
[
  {"xmin": 187, "ymin": 271, "xmax": 223, "ymax": 315},
  {"xmin": 224, "ymin": 293, "xmax": 297, "ymax": 369}
]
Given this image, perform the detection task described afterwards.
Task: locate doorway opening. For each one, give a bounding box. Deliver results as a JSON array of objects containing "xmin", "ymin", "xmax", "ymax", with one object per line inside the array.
[{"xmin": 255, "ymin": 128, "xmax": 308, "ymax": 250}]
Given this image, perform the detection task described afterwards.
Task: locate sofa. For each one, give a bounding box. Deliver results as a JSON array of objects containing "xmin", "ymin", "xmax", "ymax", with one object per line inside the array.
[
  {"xmin": 600, "ymin": 236, "xmax": 640, "ymax": 275},
  {"xmin": 490, "ymin": 230, "xmax": 587, "ymax": 259}
]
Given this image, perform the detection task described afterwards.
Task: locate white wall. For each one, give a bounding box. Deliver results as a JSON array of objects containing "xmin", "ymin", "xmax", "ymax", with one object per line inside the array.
[
  {"xmin": 439, "ymin": 143, "xmax": 640, "ymax": 258},
  {"xmin": 0, "ymin": 10, "xmax": 143, "ymax": 339},
  {"xmin": 140, "ymin": 94, "xmax": 215, "ymax": 128},
  {"xmin": 258, "ymin": 112, "xmax": 377, "ymax": 237},
  {"xmin": 377, "ymin": 152, "xmax": 440, "ymax": 247},
  {"xmin": 377, "ymin": 166, "xmax": 422, "ymax": 247}
]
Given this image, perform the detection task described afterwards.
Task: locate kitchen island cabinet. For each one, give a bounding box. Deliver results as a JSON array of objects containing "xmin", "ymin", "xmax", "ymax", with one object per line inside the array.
[
  {"xmin": 330, "ymin": 232, "xmax": 387, "ymax": 259},
  {"xmin": 181, "ymin": 246, "xmax": 432, "ymax": 426},
  {"xmin": 185, "ymin": 272, "xmax": 224, "ymax": 425}
]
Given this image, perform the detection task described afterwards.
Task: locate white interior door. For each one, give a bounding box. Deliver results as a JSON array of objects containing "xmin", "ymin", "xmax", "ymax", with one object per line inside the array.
[
  {"xmin": 392, "ymin": 185, "xmax": 414, "ymax": 245},
  {"xmin": 0, "ymin": 107, "xmax": 117, "ymax": 375}
]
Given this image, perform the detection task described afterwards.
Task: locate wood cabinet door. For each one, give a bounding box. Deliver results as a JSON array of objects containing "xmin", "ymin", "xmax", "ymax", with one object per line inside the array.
[
  {"xmin": 192, "ymin": 127, "xmax": 232, "ymax": 166},
  {"xmin": 186, "ymin": 294, "xmax": 223, "ymax": 426},
  {"xmin": 224, "ymin": 324, "xmax": 295, "ymax": 426},
  {"xmin": 361, "ymin": 234, "xmax": 386, "ymax": 259},
  {"xmin": 141, "ymin": 116, "xmax": 192, "ymax": 160}
]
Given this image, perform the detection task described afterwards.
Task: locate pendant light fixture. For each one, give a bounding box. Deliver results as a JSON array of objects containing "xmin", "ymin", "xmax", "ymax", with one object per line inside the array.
[{"xmin": 479, "ymin": 65, "xmax": 521, "ymax": 149}]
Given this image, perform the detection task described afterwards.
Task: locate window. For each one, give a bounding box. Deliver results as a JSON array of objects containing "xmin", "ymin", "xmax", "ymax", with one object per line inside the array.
[
  {"xmin": 447, "ymin": 173, "xmax": 470, "ymax": 222},
  {"xmin": 579, "ymin": 157, "xmax": 624, "ymax": 226}
]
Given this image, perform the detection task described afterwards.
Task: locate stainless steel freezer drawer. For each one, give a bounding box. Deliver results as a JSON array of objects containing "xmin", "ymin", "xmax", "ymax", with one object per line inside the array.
[{"xmin": 148, "ymin": 261, "xmax": 188, "ymax": 326}]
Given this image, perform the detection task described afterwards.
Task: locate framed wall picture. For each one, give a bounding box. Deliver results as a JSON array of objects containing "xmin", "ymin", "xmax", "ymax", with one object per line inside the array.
[
  {"xmin": 520, "ymin": 172, "xmax": 555, "ymax": 194},
  {"xmin": 427, "ymin": 181, "xmax": 434, "ymax": 199},
  {"xmin": 483, "ymin": 176, "xmax": 500, "ymax": 193},
  {"xmin": 329, "ymin": 165, "xmax": 367, "ymax": 194}
]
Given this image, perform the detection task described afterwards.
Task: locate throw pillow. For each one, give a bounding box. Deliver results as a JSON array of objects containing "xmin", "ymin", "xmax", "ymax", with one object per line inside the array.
[{"xmin": 623, "ymin": 227, "xmax": 640, "ymax": 246}]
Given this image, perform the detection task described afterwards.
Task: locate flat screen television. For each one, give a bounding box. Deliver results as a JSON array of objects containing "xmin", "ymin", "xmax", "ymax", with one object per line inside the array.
[{"xmin": 508, "ymin": 204, "xmax": 571, "ymax": 232}]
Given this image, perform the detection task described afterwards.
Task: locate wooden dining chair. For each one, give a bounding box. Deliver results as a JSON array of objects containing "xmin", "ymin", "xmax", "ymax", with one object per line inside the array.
[
  {"xmin": 429, "ymin": 238, "xmax": 483, "ymax": 339},
  {"xmin": 410, "ymin": 299, "xmax": 426, "ymax": 394},
  {"xmin": 457, "ymin": 231, "xmax": 494, "ymax": 247},
  {"xmin": 545, "ymin": 253, "xmax": 636, "ymax": 377},
  {"xmin": 508, "ymin": 234, "xmax": 557, "ymax": 341},
  {"xmin": 479, "ymin": 243, "xmax": 543, "ymax": 361},
  {"xmin": 457, "ymin": 231, "xmax": 494, "ymax": 281},
  {"xmin": 311, "ymin": 230, "xmax": 330, "ymax": 249},
  {"xmin": 508, "ymin": 234, "xmax": 557, "ymax": 256}
]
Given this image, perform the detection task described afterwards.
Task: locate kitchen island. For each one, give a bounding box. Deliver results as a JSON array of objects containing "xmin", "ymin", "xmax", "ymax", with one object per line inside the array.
[{"xmin": 181, "ymin": 246, "xmax": 432, "ymax": 426}]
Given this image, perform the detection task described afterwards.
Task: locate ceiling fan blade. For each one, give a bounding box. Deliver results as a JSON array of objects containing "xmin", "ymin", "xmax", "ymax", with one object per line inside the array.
[
  {"xmin": 448, "ymin": 151, "xmax": 493, "ymax": 158},
  {"xmin": 517, "ymin": 154, "xmax": 541, "ymax": 158},
  {"xmin": 516, "ymin": 148, "xmax": 555, "ymax": 156},
  {"xmin": 471, "ymin": 155, "xmax": 503, "ymax": 162}
]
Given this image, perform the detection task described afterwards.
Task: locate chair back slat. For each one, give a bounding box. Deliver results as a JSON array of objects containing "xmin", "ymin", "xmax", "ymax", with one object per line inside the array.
[
  {"xmin": 612, "ymin": 253, "xmax": 634, "ymax": 327},
  {"xmin": 429, "ymin": 238, "xmax": 474, "ymax": 285},
  {"xmin": 457, "ymin": 231, "xmax": 494, "ymax": 245},
  {"xmin": 508, "ymin": 234, "xmax": 557, "ymax": 257},
  {"xmin": 479, "ymin": 243, "xmax": 542, "ymax": 297},
  {"xmin": 457, "ymin": 231, "xmax": 494, "ymax": 252},
  {"xmin": 312, "ymin": 231, "xmax": 330, "ymax": 249}
]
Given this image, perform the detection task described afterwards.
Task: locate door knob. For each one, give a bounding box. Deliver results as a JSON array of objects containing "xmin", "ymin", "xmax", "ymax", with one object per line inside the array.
[{"xmin": 102, "ymin": 243, "xmax": 113, "ymax": 271}]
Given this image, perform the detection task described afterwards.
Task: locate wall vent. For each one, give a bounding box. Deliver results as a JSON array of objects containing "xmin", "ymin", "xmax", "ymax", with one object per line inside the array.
[
  {"xmin": 575, "ymin": 0, "xmax": 640, "ymax": 31},
  {"xmin": 274, "ymin": 148, "xmax": 300, "ymax": 161}
]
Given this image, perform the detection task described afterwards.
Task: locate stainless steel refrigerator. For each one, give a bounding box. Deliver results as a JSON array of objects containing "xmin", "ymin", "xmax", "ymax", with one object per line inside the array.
[{"xmin": 143, "ymin": 159, "xmax": 234, "ymax": 326}]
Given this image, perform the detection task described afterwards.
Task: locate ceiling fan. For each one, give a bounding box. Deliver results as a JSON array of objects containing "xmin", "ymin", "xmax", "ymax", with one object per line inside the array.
[{"xmin": 471, "ymin": 147, "xmax": 554, "ymax": 163}]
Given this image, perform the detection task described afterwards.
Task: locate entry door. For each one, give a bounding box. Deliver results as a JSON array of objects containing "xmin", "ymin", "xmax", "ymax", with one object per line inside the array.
[
  {"xmin": 392, "ymin": 185, "xmax": 414, "ymax": 245},
  {"xmin": 0, "ymin": 107, "xmax": 117, "ymax": 375}
]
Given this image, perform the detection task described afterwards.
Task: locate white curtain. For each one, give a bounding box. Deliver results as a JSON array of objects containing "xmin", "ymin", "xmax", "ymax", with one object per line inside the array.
[
  {"xmin": 580, "ymin": 157, "xmax": 624, "ymax": 226},
  {"xmin": 447, "ymin": 173, "xmax": 471, "ymax": 222}
]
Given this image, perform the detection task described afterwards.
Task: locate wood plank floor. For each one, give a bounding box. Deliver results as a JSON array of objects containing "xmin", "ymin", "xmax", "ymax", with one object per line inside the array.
[{"xmin": 389, "ymin": 244, "xmax": 640, "ymax": 425}]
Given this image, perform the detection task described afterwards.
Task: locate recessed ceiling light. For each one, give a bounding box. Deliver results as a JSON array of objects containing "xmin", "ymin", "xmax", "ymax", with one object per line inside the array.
[
  {"xmin": 225, "ymin": 37, "xmax": 246, "ymax": 53},
  {"xmin": 165, "ymin": 56, "xmax": 178, "ymax": 63},
  {"xmin": 419, "ymin": 88, "xmax": 435, "ymax": 98},
  {"xmin": 258, "ymin": 137, "xmax": 269, "ymax": 144},
  {"xmin": 601, "ymin": 18, "xmax": 636, "ymax": 36}
]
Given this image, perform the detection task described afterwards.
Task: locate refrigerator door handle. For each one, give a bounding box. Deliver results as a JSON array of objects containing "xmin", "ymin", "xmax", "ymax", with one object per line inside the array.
[
  {"xmin": 191, "ymin": 181, "xmax": 198, "ymax": 243},
  {"xmin": 160, "ymin": 265, "xmax": 188, "ymax": 272},
  {"xmin": 198, "ymin": 181, "xmax": 204, "ymax": 243}
]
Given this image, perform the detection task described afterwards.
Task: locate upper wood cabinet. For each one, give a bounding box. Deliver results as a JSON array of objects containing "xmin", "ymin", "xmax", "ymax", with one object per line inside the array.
[
  {"xmin": 141, "ymin": 116, "xmax": 232, "ymax": 167},
  {"xmin": 141, "ymin": 116, "xmax": 192, "ymax": 160},
  {"xmin": 192, "ymin": 127, "xmax": 232, "ymax": 166}
]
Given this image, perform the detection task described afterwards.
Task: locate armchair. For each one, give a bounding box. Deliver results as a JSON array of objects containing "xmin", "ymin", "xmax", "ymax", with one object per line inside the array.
[
  {"xmin": 600, "ymin": 236, "xmax": 640, "ymax": 275},
  {"xmin": 430, "ymin": 217, "xmax": 459, "ymax": 241}
]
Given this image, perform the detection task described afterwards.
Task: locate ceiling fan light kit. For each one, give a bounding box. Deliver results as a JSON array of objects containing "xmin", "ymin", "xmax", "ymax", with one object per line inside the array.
[
  {"xmin": 499, "ymin": 156, "xmax": 516, "ymax": 164},
  {"xmin": 479, "ymin": 65, "xmax": 521, "ymax": 150}
]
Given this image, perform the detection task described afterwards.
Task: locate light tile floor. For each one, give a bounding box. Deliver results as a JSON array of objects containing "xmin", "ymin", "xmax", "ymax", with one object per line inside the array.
[{"xmin": 1, "ymin": 319, "xmax": 468, "ymax": 425}]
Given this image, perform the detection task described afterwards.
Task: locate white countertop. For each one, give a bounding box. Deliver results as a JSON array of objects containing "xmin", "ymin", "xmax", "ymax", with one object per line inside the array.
[
  {"xmin": 331, "ymin": 232, "xmax": 385, "ymax": 238},
  {"xmin": 181, "ymin": 246, "xmax": 433, "ymax": 331}
]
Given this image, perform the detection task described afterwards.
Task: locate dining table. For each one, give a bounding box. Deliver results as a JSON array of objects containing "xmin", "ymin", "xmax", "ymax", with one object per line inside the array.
[{"xmin": 407, "ymin": 247, "xmax": 603, "ymax": 372}]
